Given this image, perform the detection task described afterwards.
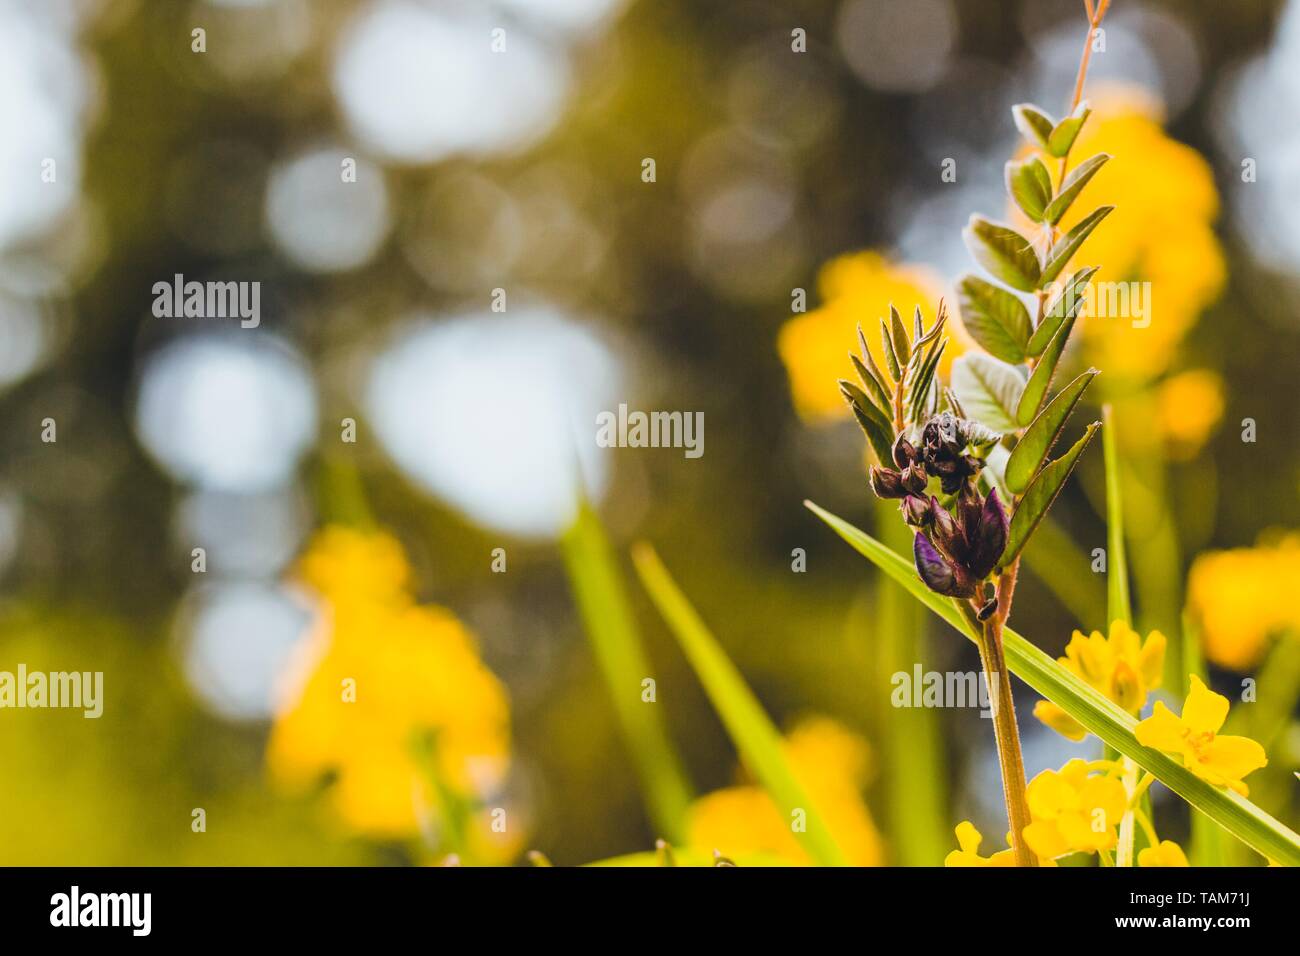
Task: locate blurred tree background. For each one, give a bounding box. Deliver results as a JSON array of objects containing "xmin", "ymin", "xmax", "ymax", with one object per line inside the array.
[{"xmin": 0, "ymin": 0, "xmax": 1297, "ymax": 865}]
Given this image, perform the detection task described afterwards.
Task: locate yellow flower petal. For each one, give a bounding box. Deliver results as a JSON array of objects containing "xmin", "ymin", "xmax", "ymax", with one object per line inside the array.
[
  {"xmin": 1183, "ymin": 675, "xmax": 1229, "ymax": 734},
  {"xmin": 1033, "ymin": 700, "xmax": 1088, "ymax": 741},
  {"xmin": 1138, "ymin": 630, "xmax": 1166, "ymax": 691},
  {"xmin": 1135, "ymin": 700, "xmax": 1187, "ymax": 752},
  {"xmin": 1139, "ymin": 840, "xmax": 1189, "ymax": 867},
  {"xmin": 1203, "ymin": 734, "xmax": 1269, "ymax": 781}
]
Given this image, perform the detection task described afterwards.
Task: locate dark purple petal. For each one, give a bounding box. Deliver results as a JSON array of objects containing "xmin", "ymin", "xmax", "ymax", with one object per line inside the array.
[
  {"xmin": 969, "ymin": 487, "xmax": 1009, "ymax": 578},
  {"xmin": 914, "ymin": 532, "xmax": 960, "ymax": 596},
  {"xmin": 869, "ymin": 466, "xmax": 906, "ymax": 499}
]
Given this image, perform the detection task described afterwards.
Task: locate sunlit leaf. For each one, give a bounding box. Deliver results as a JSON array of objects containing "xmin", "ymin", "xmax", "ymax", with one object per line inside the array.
[
  {"xmin": 1006, "ymin": 369, "xmax": 1098, "ymax": 492},
  {"xmin": 560, "ymin": 504, "xmax": 693, "ymax": 841},
  {"xmin": 1012, "ymin": 103, "xmax": 1056, "ymax": 152},
  {"xmin": 1047, "ymin": 102, "xmax": 1092, "ymax": 158},
  {"xmin": 1044, "ymin": 153, "xmax": 1109, "ymax": 225},
  {"xmin": 957, "ymin": 275, "xmax": 1032, "ymax": 363},
  {"xmin": 963, "ymin": 216, "xmax": 1042, "ymax": 292},
  {"xmin": 631, "ymin": 543, "xmax": 849, "ymax": 866},
  {"xmin": 1040, "ymin": 206, "xmax": 1113, "ymax": 287},
  {"xmin": 951, "ymin": 353, "xmax": 1026, "ymax": 433},
  {"xmin": 1101, "ymin": 404, "xmax": 1131, "ymax": 625},
  {"xmin": 1027, "ymin": 266, "xmax": 1098, "ymax": 357},
  {"xmin": 1006, "ymin": 156, "xmax": 1053, "ymax": 221},
  {"xmin": 1002, "ymin": 421, "xmax": 1100, "ymax": 566},
  {"xmin": 1016, "ymin": 304, "xmax": 1081, "ymax": 426}
]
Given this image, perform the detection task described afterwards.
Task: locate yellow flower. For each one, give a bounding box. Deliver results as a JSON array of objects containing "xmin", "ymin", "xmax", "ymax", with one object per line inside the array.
[
  {"xmin": 1022, "ymin": 759, "xmax": 1129, "ymax": 859},
  {"xmin": 1156, "ymin": 369, "xmax": 1225, "ymax": 460},
  {"xmin": 776, "ymin": 251, "xmax": 956, "ymax": 423},
  {"xmin": 1186, "ymin": 533, "xmax": 1300, "ymax": 671},
  {"xmin": 1135, "ymin": 676, "xmax": 1267, "ymax": 796},
  {"xmin": 1033, "ymin": 620, "xmax": 1166, "ymax": 741},
  {"xmin": 944, "ymin": 821, "xmax": 1057, "ymax": 867},
  {"xmin": 1138, "ymin": 840, "xmax": 1190, "ymax": 867},
  {"xmin": 267, "ymin": 527, "xmax": 513, "ymax": 851},
  {"xmin": 686, "ymin": 716, "xmax": 884, "ymax": 865},
  {"xmin": 1014, "ymin": 85, "xmax": 1225, "ymax": 382},
  {"xmin": 945, "ymin": 821, "xmax": 1016, "ymax": 867}
]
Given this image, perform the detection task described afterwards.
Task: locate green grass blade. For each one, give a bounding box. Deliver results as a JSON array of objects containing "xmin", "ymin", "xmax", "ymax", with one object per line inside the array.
[
  {"xmin": 631, "ymin": 543, "xmax": 849, "ymax": 866},
  {"xmin": 559, "ymin": 503, "xmax": 693, "ymax": 842},
  {"xmin": 1101, "ymin": 404, "xmax": 1131, "ymax": 626},
  {"xmin": 806, "ymin": 500, "xmax": 1300, "ymax": 866}
]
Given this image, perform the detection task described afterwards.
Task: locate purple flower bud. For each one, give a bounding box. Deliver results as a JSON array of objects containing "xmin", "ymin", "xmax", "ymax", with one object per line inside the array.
[
  {"xmin": 969, "ymin": 487, "xmax": 1009, "ymax": 579},
  {"xmin": 914, "ymin": 532, "xmax": 975, "ymax": 597},
  {"xmin": 869, "ymin": 466, "xmax": 907, "ymax": 499},
  {"xmin": 901, "ymin": 494, "xmax": 932, "ymax": 527},
  {"xmin": 892, "ymin": 435, "xmax": 918, "ymax": 470},
  {"xmin": 901, "ymin": 462, "xmax": 928, "ymax": 495}
]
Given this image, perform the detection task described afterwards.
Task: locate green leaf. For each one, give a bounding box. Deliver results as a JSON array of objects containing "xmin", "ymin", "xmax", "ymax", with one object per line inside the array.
[
  {"xmin": 962, "ymin": 216, "xmax": 1042, "ymax": 292},
  {"xmin": 957, "ymin": 275, "xmax": 1032, "ymax": 363},
  {"xmin": 1002, "ymin": 421, "xmax": 1100, "ymax": 565},
  {"xmin": 851, "ymin": 352, "xmax": 892, "ymax": 415},
  {"xmin": 1012, "ymin": 103, "xmax": 1055, "ymax": 151},
  {"xmin": 1047, "ymin": 103, "xmax": 1092, "ymax": 158},
  {"xmin": 951, "ymin": 353, "xmax": 1026, "ymax": 433},
  {"xmin": 631, "ymin": 543, "xmax": 849, "ymax": 867},
  {"xmin": 1006, "ymin": 370, "xmax": 1097, "ymax": 493},
  {"xmin": 1044, "ymin": 153, "xmax": 1109, "ymax": 225},
  {"xmin": 1101, "ymin": 404, "xmax": 1131, "ymax": 626},
  {"xmin": 844, "ymin": 385, "xmax": 896, "ymax": 467},
  {"xmin": 804, "ymin": 501, "xmax": 1300, "ymax": 868},
  {"xmin": 560, "ymin": 503, "xmax": 693, "ymax": 842},
  {"xmin": 907, "ymin": 338, "xmax": 947, "ymax": 423},
  {"xmin": 889, "ymin": 305, "xmax": 911, "ymax": 366},
  {"xmin": 1016, "ymin": 305, "xmax": 1081, "ymax": 427},
  {"xmin": 1006, "ymin": 156, "xmax": 1053, "ymax": 222},
  {"xmin": 880, "ymin": 319, "xmax": 902, "ymax": 382},
  {"xmin": 855, "ymin": 324, "xmax": 894, "ymax": 392},
  {"xmin": 1040, "ymin": 206, "xmax": 1113, "ymax": 287},
  {"xmin": 1027, "ymin": 266, "xmax": 1098, "ymax": 357}
]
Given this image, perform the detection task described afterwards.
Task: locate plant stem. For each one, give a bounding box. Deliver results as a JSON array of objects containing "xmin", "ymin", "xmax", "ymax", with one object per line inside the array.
[
  {"xmin": 1059, "ymin": 0, "xmax": 1111, "ymax": 182},
  {"xmin": 957, "ymin": 561, "xmax": 1035, "ymax": 867}
]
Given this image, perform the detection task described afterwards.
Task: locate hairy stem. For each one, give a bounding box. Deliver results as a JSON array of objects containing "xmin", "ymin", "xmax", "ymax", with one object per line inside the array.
[{"xmin": 957, "ymin": 561, "xmax": 1036, "ymax": 867}]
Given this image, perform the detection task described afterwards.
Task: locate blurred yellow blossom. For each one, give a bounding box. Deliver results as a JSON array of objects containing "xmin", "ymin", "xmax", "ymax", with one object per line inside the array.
[
  {"xmin": 1138, "ymin": 840, "xmax": 1190, "ymax": 867},
  {"xmin": 1022, "ymin": 759, "xmax": 1129, "ymax": 859},
  {"xmin": 1156, "ymin": 369, "xmax": 1225, "ymax": 460},
  {"xmin": 1135, "ymin": 676, "xmax": 1267, "ymax": 796},
  {"xmin": 1016, "ymin": 85, "xmax": 1225, "ymax": 381},
  {"xmin": 945, "ymin": 821, "xmax": 1016, "ymax": 867},
  {"xmin": 943, "ymin": 821, "xmax": 1056, "ymax": 867},
  {"xmin": 686, "ymin": 716, "xmax": 883, "ymax": 865},
  {"xmin": 1187, "ymin": 533, "xmax": 1300, "ymax": 670},
  {"xmin": 267, "ymin": 526, "xmax": 514, "ymax": 855},
  {"xmin": 1033, "ymin": 621, "xmax": 1165, "ymax": 741},
  {"xmin": 777, "ymin": 251, "xmax": 956, "ymax": 423}
]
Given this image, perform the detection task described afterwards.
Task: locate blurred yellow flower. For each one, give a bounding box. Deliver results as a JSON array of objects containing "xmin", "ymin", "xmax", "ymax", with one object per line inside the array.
[
  {"xmin": 945, "ymin": 821, "xmax": 1016, "ymax": 867},
  {"xmin": 1016, "ymin": 85, "xmax": 1225, "ymax": 381},
  {"xmin": 943, "ymin": 821, "xmax": 1057, "ymax": 867},
  {"xmin": 1156, "ymin": 369, "xmax": 1225, "ymax": 460},
  {"xmin": 1138, "ymin": 840, "xmax": 1189, "ymax": 867},
  {"xmin": 777, "ymin": 251, "xmax": 954, "ymax": 423},
  {"xmin": 686, "ymin": 716, "xmax": 883, "ymax": 865},
  {"xmin": 1023, "ymin": 758, "xmax": 1129, "ymax": 859},
  {"xmin": 267, "ymin": 527, "xmax": 513, "ymax": 854},
  {"xmin": 1033, "ymin": 620, "xmax": 1166, "ymax": 741},
  {"xmin": 1135, "ymin": 676, "xmax": 1267, "ymax": 796},
  {"xmin": 1186, "ymin": 533, "xmax": 1300, "ymax": 670}
]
